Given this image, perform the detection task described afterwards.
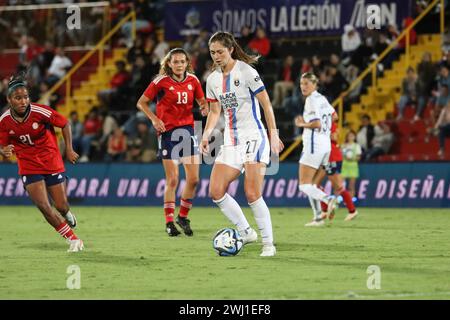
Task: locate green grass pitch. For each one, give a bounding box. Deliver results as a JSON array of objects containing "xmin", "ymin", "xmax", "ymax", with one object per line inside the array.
[{"xmin": 0, "ymin": 206, "xmax": 449, "ymax": 300}]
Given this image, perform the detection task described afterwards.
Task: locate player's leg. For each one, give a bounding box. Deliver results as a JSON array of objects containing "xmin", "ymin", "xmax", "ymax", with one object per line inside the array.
[
  {"xmin": 243, "ymin": 162, "xmax": 276, "ymax": 256},
  {"xmin": 210, "ymin": 163, "xmax": 255, "ymax": 241},
  {"xmin": 328, "ymin": 173, "xmax": 358, "ymax": 221},
  {"xmin": 176, "ymin": 155, "xmax": 200, "ymax": 236},
  {"xmin": 47, "ymin": 177, "xmax": 77, "ymax": 228},
  {"xmin": 298, "ymin": 163, "xmax": 337, "ymax": 214},
  {"xmin": 162, "ymin": 159, "xmax": 181, "ymax": 236},
  {"xmin": 348, "ymin": 177, "xmax": 356, "ymax": 198},
  {"xmin": 25, "ymin": 179, "xmax": 82, "ymax": 252},
  {"xmin": 305, "ymin": 167, "xmax": 327, "ymax": 225}
]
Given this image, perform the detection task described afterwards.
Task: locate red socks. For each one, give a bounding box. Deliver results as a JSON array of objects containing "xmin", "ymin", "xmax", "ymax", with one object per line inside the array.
[
  {"xmin": 179, "ymin": 198, "xmax": 192, "ymax": 218},
  {"xmin": 164, "ymin": 201, "xmax": 176, "ymax": 223},
  {"xmin": 339, "ymin": 188, "xmax": 356, "ymax": 213},
  {"xmin": 56, "ymin": 222, "xmax": 78, "ymax": 240}
]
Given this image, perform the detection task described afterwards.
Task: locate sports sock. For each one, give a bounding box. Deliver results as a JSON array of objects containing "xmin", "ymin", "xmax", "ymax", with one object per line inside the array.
[
  {"xmin": 299, "ymin": 184, "xmax": 329, "ymax": 202},
  {"xmin": 338, "ymin": 187, "xmax": 356, "ymax": 213},
  {"xmin": 308, "ymin": 196, "xmax": 321, "ymax": 220},
  {"xmin": 179, "ymin": 198, "xmax": 192, "ymax": 218},
  {"xmin": 164, "ymin": 201, "xmax": 176, "ymax": 223},
  {"xmin": 249, "ymin": 197, "xmax": 273, "ymax": 245},
  {"xmin": 213, "ymin": 193, "xmax": 250, "ymax": 234},
  {"xmin": 56, "ymin": 222, "xmax": 78, "ymax": 240}
]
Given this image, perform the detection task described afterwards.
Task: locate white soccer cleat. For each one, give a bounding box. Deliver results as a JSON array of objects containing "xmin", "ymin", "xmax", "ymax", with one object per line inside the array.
[
  {"xmin": 67, "ymin": 239, "xmax": 84, "ymax": 253},
  {"xmin": 344, "ymin": 210, "xmax": 359, "ymax": 221},
  {"xmin": 260, "ymin": 244, "xmax": 276, "ymax": 257},
  {"xmin": 240, "ymin": 228, "xmax": 258, "ymax": 245},
  {"xmin": 304, "ymin": 219, "xmax": 325, "ymax": 227},
  {"xmin": 64, "ymin": 212, "xmax": 77, "ymax": 229}
]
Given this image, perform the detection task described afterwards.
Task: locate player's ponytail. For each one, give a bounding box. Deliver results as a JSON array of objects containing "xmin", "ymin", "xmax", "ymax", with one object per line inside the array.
[
  {"xmin": 208, "ymin": 31, "xmax": 259, "ymax": 68},
  {"xmin": 159, "ymin": 48, "xmax": 194, "ymax": 77}
]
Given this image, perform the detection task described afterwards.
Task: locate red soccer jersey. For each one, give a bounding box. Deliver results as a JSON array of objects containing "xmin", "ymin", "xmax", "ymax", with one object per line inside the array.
[
  {"xmin": 0, "ymin": 103, "xmax": 67, "ymax": 175},
  {"xmin": 329, "ymin": 122, "xmax": 343, "ymax": 162},
  {"xmin": 143, "ymin": 73, "xmax": 204, "ymax": 132}
]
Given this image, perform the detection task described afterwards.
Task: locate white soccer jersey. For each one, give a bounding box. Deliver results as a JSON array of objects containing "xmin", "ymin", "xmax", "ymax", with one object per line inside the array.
[
  {"xmin": 302, "ymin": 90, "xmax": 335, "ymax": 154},
  {"xmin": 206, "ymin": 60, "xmax": 268, "ymax": 146}
]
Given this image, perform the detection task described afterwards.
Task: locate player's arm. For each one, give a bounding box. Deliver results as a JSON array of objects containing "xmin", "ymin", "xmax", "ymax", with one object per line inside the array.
[
  {"xmin": 196, "ymin": 97, "xmax": 209, "ymax": 116},
  {"xmin": 0, "ymin": 130, "xmax": 13, "ymax": 157},
  {"xmin": 0, "ymin": 144, "xmax": 14, "ymax": 157},
  {"xmin": 256, "ymin": 89, "xmax": 284, "ymax": 154},
  {"xmin": 61, "ymin": 123, "xmax": 79, "ymax": 164},
  {"xmin": 136, "ymin": 94, "xmax": 166, "ymax": 132},
  {"xmin": 295, "ymin": 117, "xmax": 321, "ymax": 129},
  {"xmin": 200, "ymin": 101, "xmax": 221, "ymax": 154}
]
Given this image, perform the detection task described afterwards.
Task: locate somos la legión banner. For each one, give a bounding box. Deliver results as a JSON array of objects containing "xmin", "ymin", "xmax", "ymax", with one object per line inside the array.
[
  {"xmin": 0, "ymin": 163, "xmax": 449, "ymax": 207},
  {"xmin": 164, "ymin": 0, "xmax": 413, "ymax": 40}
]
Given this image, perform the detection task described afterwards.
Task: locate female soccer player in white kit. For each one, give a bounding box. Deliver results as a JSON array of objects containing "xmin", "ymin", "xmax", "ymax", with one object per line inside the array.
[
  {"xmin": 200, "ymin": 32, "xmax": 284, "ymax": 257},
  {"xmin": 295, "ymin": 73, "xmax": 338, "ymax": 216}
]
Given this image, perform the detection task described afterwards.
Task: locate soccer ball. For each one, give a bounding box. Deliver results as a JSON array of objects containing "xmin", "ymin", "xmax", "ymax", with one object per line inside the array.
[
  {"xmin": 345, "ymin": 149, "xmax": 354, "ymax": 160},
  {"xmin": 212, "ymin": 228, "xmax": 244, "ymax": 256}
]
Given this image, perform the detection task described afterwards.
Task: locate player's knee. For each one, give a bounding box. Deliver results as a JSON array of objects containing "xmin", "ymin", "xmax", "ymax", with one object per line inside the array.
[
  {"xmin": 244, "ymin": 187, "xmax": 261, "ymax": 203},
  {"xmin": 165, "ymin": 174, "xmax": 179, "ymax": 190},
  {"xmin": 209, "ymin": 184, "xmax": 226, "ymax": 201},
  {"xmin": 186, "ymin": 176, "xmax": 199, "ymax": 188}
]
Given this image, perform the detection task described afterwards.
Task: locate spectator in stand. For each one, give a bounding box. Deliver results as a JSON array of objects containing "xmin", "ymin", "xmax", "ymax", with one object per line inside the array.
[
  {"xmin": 364, "ymin": 121, "xmax": 394, "ymax": 161},
  {"xmin": 417, "ymin": 51, "xmax": 437, "ymax": 105},
  {"xmin": 79, "ymin": 107, "xmax": 103, "ymax": 162},
  {"xmin": 357, "ymin": 114, "xmax": 375, "ymax": 154},
  {"xmin": 272, "ymin": 55, "xmax": 295, "ymax": 109},
  {"xmin": 311, "ymin": 55, "xmax": 323, "ymax": 75},
  {"xmin": 301, "ymin": 58, "xmax": 313, "ymax": 74},
  {"xmin": 248, "ymin": 26, "xmax": 271, "ymax": 58},
  {"xmin": 105, "ymin": 127, "xmax": 127, "ymax": 162},
  {"xmin": 237, "ymin": 25, "xmax": 253, "ymax": 53},
  {"xmin": 341, "ymin": 24, "xmax": 361, "ymax": 65},
  {"xmin": 46, "ymin": 47, "xmax": 72, "ymax": 86},
  {"xmin": 97, "ymin": 60, "xmax": 130, "ymax": 108},
  {"xmin": 323, "ymin": 65, "xmax": 348, "ymax": 101},
  {"xmin": 129, "ymin": 55, "xmax": 152, "ymax": 107},
  {"xmin": 430, "ymin": 84, "xmax": 450, "ymax": 124},
  {"xmin": 398, "ymin": 17, "xmax": 417, "ymax": 52},
  {"xmin": 127, "ymin": 36, "xmax": 145, "ymax": 65},
  {"xmin": 69, "ymin": 111, "xmax": 83, "ymax": 156},
  {"xmin": 396, "ymin": 67, "xmax": 425, "ymax": 121},
  {"xmin": 38, "ymin": 81, "xmax": 60, "ymax": 110},
  {"xmin": 344, "ymin": 65, "xmax": 362, "ymax": 105},
  {"xmin": 126, "ymin": 119, "xmax": 157, "ymax": 162},
  {"xmin": 152, "ymin": 32, "xmax": 170, "ymax": 65},
  {"xmin": 341, "ymin": 130, "xmax": 362, "ymax": 198},
  {"xmin": 98, "ymin": 110, "xmax": 118, "ymax": 148},
  {"xmin": 37, "ymin": 41, "xmax": 55, "ymax": 81},
  {"xmin": 434, "ymin": 100, "xmax": 450, "ymax": 157}
]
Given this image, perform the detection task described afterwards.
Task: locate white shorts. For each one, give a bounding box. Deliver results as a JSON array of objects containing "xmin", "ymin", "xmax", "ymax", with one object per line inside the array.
[
  {"xmin": 299, "ymin": 150, "xmax": 330, "ymax": 170},
  {"xmin": 215, "ymin": 137, "xmax": 270, "ymax": 171}
]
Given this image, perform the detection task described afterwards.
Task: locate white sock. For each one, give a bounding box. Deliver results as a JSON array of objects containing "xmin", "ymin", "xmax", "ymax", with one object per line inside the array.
[
  {"xmin": 249, "ymin": 197, "xmax": 273, "ymax": 245},
  {"xmin": 308, "ymin": 196, "xmax": 321, "ymax": 220},
  {"xmin": 213, "ymin": 193, "xmax": 250, "ymax": 233},
  {"xmin": 299, "ymin": 184, "xmax": 329, "ymax": 202}
]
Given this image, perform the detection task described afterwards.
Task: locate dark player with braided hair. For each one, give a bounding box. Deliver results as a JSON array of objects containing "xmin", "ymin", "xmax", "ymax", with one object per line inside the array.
[{"xmin": 0, "ymin": 74, "xmax": 83, "ymax": 252}]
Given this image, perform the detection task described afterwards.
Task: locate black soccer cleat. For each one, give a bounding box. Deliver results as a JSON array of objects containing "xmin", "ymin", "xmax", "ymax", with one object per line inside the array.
[
  {"xmin": 176, "ymin": 215, "xmax": 193, "ymax": 236},
  {"xmin": 166, "ymin": 221, "xmax": 181, "ymax": 237}
]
